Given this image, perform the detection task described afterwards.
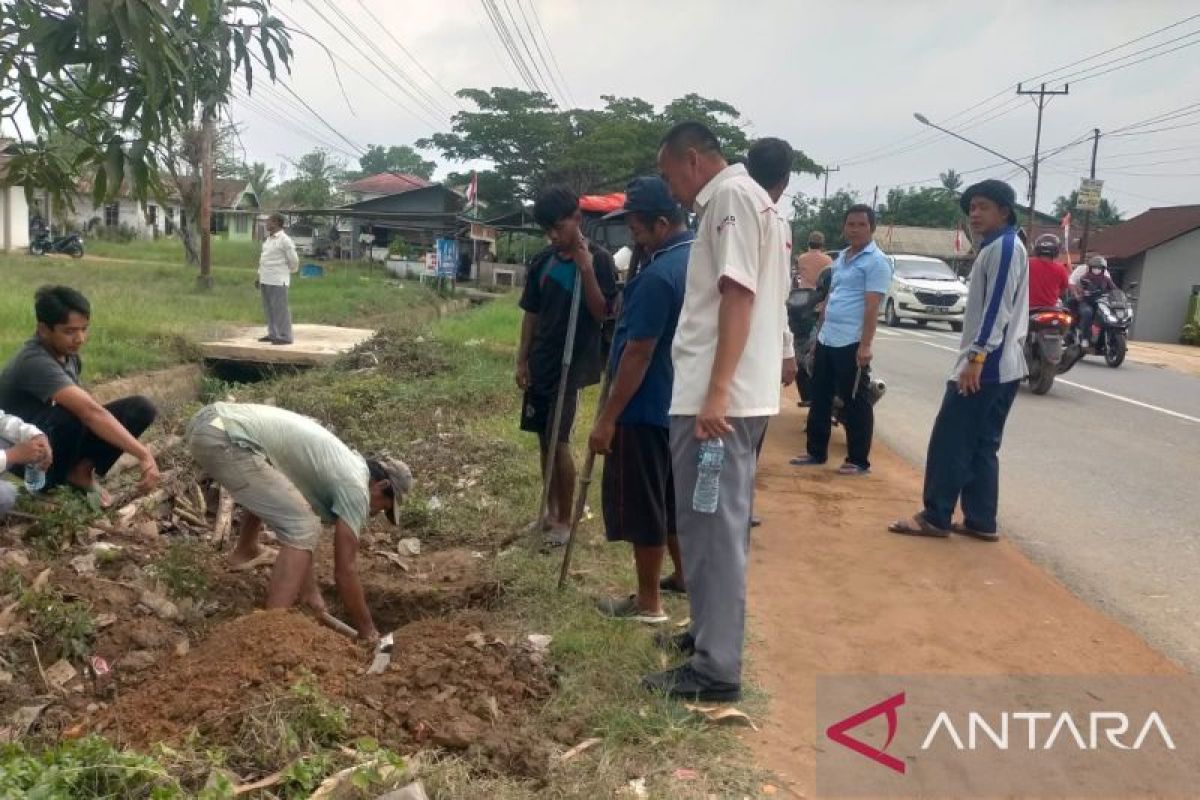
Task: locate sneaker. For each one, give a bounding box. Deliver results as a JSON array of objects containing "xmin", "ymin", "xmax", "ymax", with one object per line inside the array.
[
  {"xmin": 641, "ymin": 664, "xmax": 741, "ymax": 703},
  {"xmin": 1080, "ymin": 339, "xmax": 1090, "ymax": 348},
  {"xmin": 257, "ymin": 335, "xmax": 274, "ymax": 343},
  {"xmin": 750, "ymin": 516, "xmax": 763, "ymax": 528},
  {"xmin": 596, "ymin": 595, "xmax": 668, "ymax": 624},
  {"xmin": 836, "ymin": 462, "xmax": 870, "ymax": 476},
  {"xmin": 789, "ymin": 455, "xmax": 826, "ymax": 467},
  {"xmin": 653, "ymin": 629, "xmax": 695, "ymax": 655}
]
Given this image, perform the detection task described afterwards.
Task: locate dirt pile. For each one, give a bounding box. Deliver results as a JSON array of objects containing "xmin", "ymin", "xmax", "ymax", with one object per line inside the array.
[{"xmin": 104, "ymin": 609, "xmax": 555, "ymax": 776}]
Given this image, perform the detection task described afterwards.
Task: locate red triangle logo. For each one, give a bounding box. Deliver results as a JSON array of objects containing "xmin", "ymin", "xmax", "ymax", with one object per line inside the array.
[{"xmin": 826, "ymin": 692, "xmax": 907, "ymax": 774}]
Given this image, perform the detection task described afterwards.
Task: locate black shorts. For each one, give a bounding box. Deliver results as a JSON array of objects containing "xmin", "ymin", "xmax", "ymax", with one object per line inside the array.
[
  {"xmin": 602, "ymin": 424, "xmax": 676, "ymax": 546},
  {"xmin": 520, "ymin": 389, "xmax": 578, "ymax": 444}
]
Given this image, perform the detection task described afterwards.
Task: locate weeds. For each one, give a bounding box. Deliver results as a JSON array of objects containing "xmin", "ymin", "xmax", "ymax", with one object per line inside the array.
[
  {"xmin": 227, "ymin": 677, "xmax": 349, "ymax": 775},
  {"xmin": 21, "ymin": 586, "xmax": 96, "ymax": 663},
  {"xmin": 147, "ymin": 540, "xmax": 211, "ymax": 601},
  {"xmin": 18, "ymin": 490, "xmax": 101, "ymax": 555},
  {"xmin": 0, "ymin": 736, "xmax": 185, "ymax": 799}
]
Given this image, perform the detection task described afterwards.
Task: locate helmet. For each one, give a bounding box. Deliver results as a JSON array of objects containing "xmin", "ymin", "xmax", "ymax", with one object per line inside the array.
[
  {"xmin": 1033, "ymin": 233, "xmax": 1061, "ymax": 257},
  {"xmin": 1087, "ymin": 255, "xmax": 1107, "ymax": 270}
]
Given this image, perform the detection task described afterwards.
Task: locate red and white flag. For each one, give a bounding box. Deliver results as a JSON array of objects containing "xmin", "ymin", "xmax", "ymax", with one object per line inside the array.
[
  {"xmin": 1061, "ymin": 213, "xmax": 1072, "ymax": 265},
  {"xmin": 954, "ymin": 226, "xmax": 965, "ymax": 254},
  {"xmin": 466, "ymin": 171, "xmax": 478, "ymax": 210}
]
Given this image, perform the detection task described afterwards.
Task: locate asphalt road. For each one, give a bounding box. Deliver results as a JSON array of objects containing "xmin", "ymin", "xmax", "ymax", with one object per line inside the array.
[{"xmin": 868, "ymin": 322, "xmax": 1200, "ymax": 669}]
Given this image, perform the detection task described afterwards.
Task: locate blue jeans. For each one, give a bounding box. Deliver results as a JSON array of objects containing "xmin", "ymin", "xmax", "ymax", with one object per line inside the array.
[{"xmin": 922, "ymin": 381, "xmax": 1020, "ymax": 532}]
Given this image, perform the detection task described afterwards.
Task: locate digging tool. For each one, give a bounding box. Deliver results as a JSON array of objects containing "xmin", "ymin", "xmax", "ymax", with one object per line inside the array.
[
  {"xmin": 557, "ymin": 364, "xmax": 614, "ymax": 589},
  {"xmin": 316, "ymin": 611, "xmax": 358, "ymax": 640},
  {"xmin": 535, "ymin": 261, "xmax": 583, "ymax": 539},
  {"xmin": 367, "ymin": 632, "xmax": 394, "ymax": 674}
]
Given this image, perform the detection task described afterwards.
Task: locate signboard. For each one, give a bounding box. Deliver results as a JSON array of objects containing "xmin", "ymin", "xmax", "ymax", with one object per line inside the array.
[
  {"xmin": 1076, "ymin": 178, "xmax": 1104, "ymax": 212},
  {"xmin": 436, "ymin": 238, "xmax": 458, "ymax": 279},
  {"xmin": 469, "ymin": 223, "xmax": 498, "ymax": 243}
]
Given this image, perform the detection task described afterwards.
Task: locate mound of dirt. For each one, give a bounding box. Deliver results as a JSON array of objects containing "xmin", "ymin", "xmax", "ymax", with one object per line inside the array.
[{"xmin": 103, "ymin": 609, "xmax": 555, "ymax": 777}]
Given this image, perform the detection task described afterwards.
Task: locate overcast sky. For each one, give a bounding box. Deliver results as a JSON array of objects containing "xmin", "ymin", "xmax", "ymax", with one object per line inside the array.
[{"xmin": 229, "ymin": 0, "xmax": 1200, "ymax": 218}]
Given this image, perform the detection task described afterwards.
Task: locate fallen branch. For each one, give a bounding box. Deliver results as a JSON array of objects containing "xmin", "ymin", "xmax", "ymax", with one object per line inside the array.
[
  {"xmin": 232, "ymin": 769, "xmax": 285, "ymax": 795},
  {"xmin": 212, "ymin": 488, "xmax": 233, "ymax": 546},
  {"xmin": 29, "ymin": 641, "xmax": 51, "ymax": 695}
]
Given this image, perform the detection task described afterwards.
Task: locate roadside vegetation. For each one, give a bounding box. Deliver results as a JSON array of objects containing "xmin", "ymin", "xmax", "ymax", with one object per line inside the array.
[{"xmin": 0, "ymin": 254, "xmax": 765, "ymax": 797}]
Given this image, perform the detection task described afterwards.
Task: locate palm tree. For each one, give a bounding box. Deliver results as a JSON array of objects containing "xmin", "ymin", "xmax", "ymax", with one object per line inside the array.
[
  {"xmin": 240, "ymin": 161, "xmax": 275, "ymax": 194},
  {"xmin": 939, "ymin": 168, "xmax": 963, "ymax": 196}
]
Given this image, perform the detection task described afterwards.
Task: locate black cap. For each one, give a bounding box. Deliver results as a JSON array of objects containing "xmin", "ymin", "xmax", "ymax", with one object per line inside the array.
[
  {"xmin": 603, "ymin": 176, "xmax": 681, "ymax": 220},
  {"xmin": 960, "ymin": 179, "xmax": 1019, "ymax": 226}
]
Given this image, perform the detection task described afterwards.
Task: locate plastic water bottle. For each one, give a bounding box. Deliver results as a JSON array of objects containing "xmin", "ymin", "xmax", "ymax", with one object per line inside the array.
[
  {"xmin": 692, "ymin": 438, "xmax": 725, "ymax": 514},
  {"xmin": 24, "ymin": 464, "xmax": 46, "ymax": 493}
]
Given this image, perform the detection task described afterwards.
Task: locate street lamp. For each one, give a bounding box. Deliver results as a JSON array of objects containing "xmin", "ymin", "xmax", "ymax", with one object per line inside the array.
[{"xmin": 913, "ymin": 112, "xmax": 1035, "ymax": 233}]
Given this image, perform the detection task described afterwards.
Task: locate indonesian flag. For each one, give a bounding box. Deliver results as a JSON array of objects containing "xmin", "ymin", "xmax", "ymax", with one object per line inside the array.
[
  {"xmin": 1061, "ymin": 212, "xmax": 1072, "ymax": 265},
  {"xmin": 466, "ymin": 171, "xmax": 478, "ymax": 209}
]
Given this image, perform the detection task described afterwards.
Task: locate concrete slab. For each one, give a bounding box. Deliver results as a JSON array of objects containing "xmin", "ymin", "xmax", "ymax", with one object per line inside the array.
[{"xmin": 198, "ymin": 324, "xmax": 375, "ymax": 367}]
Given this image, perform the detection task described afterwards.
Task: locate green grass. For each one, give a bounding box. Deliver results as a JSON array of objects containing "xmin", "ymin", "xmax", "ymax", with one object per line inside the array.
[
  {"xmin": 0, "ymin": 250, "xmax": 441, "ymax": 379},
  {"xmin": 85, "ymin": 237, "xmax": 262, "ymax": 269}
]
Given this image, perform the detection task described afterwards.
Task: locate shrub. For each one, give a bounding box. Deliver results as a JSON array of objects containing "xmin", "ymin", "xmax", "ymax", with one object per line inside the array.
[{"xmin": 1180, "ymin": 322, "xmax": 1200, "ymax": 346}]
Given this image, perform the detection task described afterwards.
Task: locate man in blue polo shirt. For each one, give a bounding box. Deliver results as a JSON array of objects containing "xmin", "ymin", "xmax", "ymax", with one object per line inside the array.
[
  {"xmin": 791, "ymin": 204, "xmax": 892, "ymax": 475},
  {"xmin": 588, "ymin": 177, "xmax": 692, "ymax": 624}
]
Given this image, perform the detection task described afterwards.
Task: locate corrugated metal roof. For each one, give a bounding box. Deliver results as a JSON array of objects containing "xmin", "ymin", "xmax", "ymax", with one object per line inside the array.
[
  {"xmin": 1088, "ymin": 205, "xmax": 1200, "ymax": 260},
  {"xmin": 342, "ymin": 173, "xmax": 431, "ymax": 195},
  {"xmin": 874, "ymin": 225, "xmax": 973, "ymax": 260}
]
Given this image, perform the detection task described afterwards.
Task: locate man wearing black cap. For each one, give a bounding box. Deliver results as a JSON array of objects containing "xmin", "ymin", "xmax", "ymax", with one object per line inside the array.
[
  {"xmin": 588, "ymin": 177, "xmax": 693, "ymax": 623},
  {"xmin": 890, "ymin": 179, "xmax": 1028, "ymax": 542}
]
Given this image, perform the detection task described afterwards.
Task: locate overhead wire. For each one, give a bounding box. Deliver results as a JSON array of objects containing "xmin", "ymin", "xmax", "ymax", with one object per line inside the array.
[
  {"xmin": 352, "ymin": 0, "xmax": 465, "ymax": 109},
  {"xmin": 479, "ymin": 0, "xmax": 545, "ymax": 96},
  {"xmin": 499, "ymin": 0, "xmax": 557, "ymax": 102},
  {"xmin": 512, "ymin": 0, "xmax": 571, "ymax": 106},
  {"xmin": 524, "ymin": 0, "xmax": 576, "ymax": 106}
]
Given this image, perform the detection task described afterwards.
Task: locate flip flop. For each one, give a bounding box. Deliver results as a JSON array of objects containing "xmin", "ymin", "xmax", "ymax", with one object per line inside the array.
[
  {"xmin": 659, "ymin": 574, "xmax": 687, "ymax": 595},
  {"xmin": 888, "ymin": 514, "xmax": 950, "ymax": 538},
  {"xmin": 952, "ymin": 523, "xmax": 1000, "ymax": 542},
  {"xmin": 229, "ymin": 548, "xmax": 278, "ymax": 572}
]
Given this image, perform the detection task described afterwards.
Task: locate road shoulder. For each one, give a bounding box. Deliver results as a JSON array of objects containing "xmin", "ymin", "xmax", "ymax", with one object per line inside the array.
[
  {"xmin": 1127, "ymin": 341, "xmax": 1200, "ymax": 378},
  {"xmin": 744, "ymin": 402, "xmax": 1182, "ymax": 796}
]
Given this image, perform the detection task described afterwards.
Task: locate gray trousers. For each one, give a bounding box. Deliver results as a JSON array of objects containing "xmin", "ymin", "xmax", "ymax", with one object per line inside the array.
[
  {"xmin": 0, "ymin": 480, "xmax": 15, "ymax": 517},
  {"xmin": 670, "ymin": 414, "xmax": 769, "ymax": 685},
  {"xmin": 260, "ymin": 283, "xmax": 293, "ymax": 343}
]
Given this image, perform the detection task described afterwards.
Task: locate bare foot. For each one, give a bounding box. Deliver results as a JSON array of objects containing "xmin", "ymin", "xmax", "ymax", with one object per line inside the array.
[
  {"xmin": 67, "ymin": 479, "xmax": 112, "ymax": 508},
  {"xmin": 229, "ymin": 547, "xmax": 277, "ymax": 571}
]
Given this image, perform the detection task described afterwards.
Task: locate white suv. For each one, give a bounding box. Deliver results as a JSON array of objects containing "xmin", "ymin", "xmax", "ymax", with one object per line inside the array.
[{"xmin": 881, "ymin": 254, "xmax": 968, "ymax": 332}]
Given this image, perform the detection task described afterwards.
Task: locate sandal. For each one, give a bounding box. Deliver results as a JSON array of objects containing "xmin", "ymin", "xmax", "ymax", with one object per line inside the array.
[
  {"xmin": 952, "ymin": 522, "xmax": 1000, "ymax": 542},
  {"xmin": 888, "ymin": 513, "xmax": 950, "ymax": 538},
  {"xmin": 837, "ymin": 463, "xmax": 870, "ymax": 476},
  {"xmin": 659, "ymin": 574, "xmax": 686, "ymax": 595}
]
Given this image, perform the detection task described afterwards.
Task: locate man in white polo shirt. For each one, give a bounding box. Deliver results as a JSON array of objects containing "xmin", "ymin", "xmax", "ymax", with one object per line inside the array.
[
  {"xmin": 257, "ymin": 213, "xmax": 300, "ymax": 345},
  {"xmin": 642, "ymin": 122, "xmax": 791, "ymax": 703}
]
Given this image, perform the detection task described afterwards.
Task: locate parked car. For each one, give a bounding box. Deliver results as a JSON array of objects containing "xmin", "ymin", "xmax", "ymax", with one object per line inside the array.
[{"xmin": 881, "ymin": 254, "xmax": 968, "ymax": 332}]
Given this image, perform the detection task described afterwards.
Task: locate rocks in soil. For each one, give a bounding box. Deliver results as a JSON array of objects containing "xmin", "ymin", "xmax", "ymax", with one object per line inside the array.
[
  {"xmin": 119, "ymin": 650, "xmax": 158, "ymax": 672},
  {"xmin": 376, "ymin": 781, "xmax": 430, "ymax": 800},
  {"xmin": 45, "ymin": 659, "xmax": 78, "ymax": 690},
  {"xmin": 137, "ymin": 589, "xmax": 180, "ymax": 621}
]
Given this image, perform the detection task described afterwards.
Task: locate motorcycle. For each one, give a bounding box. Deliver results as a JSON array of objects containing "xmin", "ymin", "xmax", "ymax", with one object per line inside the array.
[
  {"xmin": 1059, "ymin": 285, "xmax": 1137, "ymax": 372},
  {"xmin": 1024, "ymin": 306, "xmax": 1073, "ymax": 394},
  {"xmin": 789, "ymin": 285, "xmax": 886, "ymax": 426},
  {"xmin": 29, "ymin": 230, "xmax": 84, "ymax": 258}
]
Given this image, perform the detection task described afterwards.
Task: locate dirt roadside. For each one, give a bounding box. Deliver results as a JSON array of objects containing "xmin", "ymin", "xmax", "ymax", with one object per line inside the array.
[
  {"xmin": 1127, "ymin": 341, "xmax": 1200, "ymax": 379},
  {"xmin": 744, "ymin": 402, "xmax": 1183, "ymax": 797}
]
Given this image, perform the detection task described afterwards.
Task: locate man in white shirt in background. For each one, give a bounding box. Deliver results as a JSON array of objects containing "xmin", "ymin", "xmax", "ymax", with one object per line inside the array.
[
  {"xmin": 0, "ymin": 409, "xmax": 52, "ymax": 519},
  {"xmin": 257, "ymin": 212, "xmax": 300, "ymax": 345},
  {"xmin": 643, "ymin": 122, "xmax": 790, "ymax": 703}
]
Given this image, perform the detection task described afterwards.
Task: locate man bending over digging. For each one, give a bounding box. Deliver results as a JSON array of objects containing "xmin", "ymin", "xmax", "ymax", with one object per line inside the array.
[{"xmin": 186, "ymin": 402, "xmax": 411, "ymax": 640}]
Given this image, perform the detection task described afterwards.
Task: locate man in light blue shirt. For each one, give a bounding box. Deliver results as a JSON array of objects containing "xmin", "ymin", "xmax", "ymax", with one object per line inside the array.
[{"xmin": 791, "ymin": 204, "xmax": 892, "ymax": 474}]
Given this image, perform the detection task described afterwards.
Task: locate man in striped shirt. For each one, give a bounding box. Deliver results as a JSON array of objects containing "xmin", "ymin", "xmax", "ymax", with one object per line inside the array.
[{"xmin": 890, "ymin": 179, "xmax": 1028, "ymax": 542}]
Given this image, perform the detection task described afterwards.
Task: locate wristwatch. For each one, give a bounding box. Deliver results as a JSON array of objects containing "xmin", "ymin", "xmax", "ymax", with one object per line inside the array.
[{"xmin": 968, "ymin": 350, "xmax": 987, "ymax": 365}]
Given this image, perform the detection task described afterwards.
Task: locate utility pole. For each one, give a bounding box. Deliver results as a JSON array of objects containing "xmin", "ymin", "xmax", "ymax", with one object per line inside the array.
[
  {"xmin": 197, "ymin": 114, "xmax": 215, "ymax": 290},
  {"xmin": 872, "ymin": 185, "xmax": 879, "ymax": 211},
  {"xmin": 822, "ymin": 165, "xmax": 840, "ymax": 202},
  {"xmin": 1078, "ymin": 128, "xmax": 1101, "ymax": 261},
  {"xmin": 1017, "ymin": 82, "xmax": 1069, "ymax": 234}
]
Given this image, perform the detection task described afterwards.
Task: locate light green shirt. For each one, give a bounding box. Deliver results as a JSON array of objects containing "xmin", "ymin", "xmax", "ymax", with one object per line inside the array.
[{"xmin": 212, "ymin": 402, "xmax": 369, "ymax": 535}]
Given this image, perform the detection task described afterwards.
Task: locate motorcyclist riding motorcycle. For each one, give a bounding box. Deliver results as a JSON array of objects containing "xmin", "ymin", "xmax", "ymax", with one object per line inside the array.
[
  {"xmin": 1076, "ymin": 255, "xmax": 1117, "ymax": 348},
  {"xmin": 1028, "ymin": 234, "xmax": 1070, "ymax": 309}
]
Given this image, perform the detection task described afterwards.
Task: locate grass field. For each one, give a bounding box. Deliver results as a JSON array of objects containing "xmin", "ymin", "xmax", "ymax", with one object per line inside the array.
[
  {"xmin": 84, "ymin": 237, "xmax": 263, "ymax": 269},
  {"xmin": 0, "ymin": 249, "xmax": 438, "ymax": 380}
]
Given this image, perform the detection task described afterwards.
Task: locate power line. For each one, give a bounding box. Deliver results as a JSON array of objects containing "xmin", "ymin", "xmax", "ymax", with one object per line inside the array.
[
  {"xmin": 499, "ymin": 0, "xmax": 557, "ymax": 101},
  {"xmin": 272, "ymin": 7, "xmax": 447, "ymax": 133},
  {"xmin": 1071, "ymin": 32, "xmax": 1200, "ymax": 85},
  {"xmin": 297, "ymin": 0, "xmax": 449, "ymax": 126},
  {"xmin": 352, "ymin": 0, "xmax": 464, "ymax": 109},
  {"xmin": 315, "ymin": 0, "xmax": 453, "ymax": 119},
  {"xmin": 523, "ymin": 0, "xmax": 575, "ymax": 106},
  {"xmin": 472, "ymin": 1, "xmax": 522, "ymax": 85},
  {"xmin": 512, "ymin": 0, "xmax": 571, "ymax": 106},
  {"xmin": 480, "ymin": 0, "xmax": 545, "ymax": 96}
]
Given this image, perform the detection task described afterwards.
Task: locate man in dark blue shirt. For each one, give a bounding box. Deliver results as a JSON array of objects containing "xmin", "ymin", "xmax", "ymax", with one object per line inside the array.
[{"xmin": 588, "ymin": 177, "xmax": 692, "ymax": 624}]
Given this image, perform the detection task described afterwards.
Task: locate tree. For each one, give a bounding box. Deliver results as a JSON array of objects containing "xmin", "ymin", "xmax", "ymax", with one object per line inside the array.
[
  {"xmin": 239, "ymin": 161, "xmax": 275, "ymax": 194},
  {"xmin": 880, "ymin": 186, "xmax": 961, "ymax": 228},
  {"xmin": 939, "ymin": 169, "xmax": 963, "ymax": 195},
  {"xmin": 792, "ymin": 189, "xmax": 861, "ymax": 250},
  {"xmin": 355, "ymin": 144, "xmax": 435, "ymax": 180},
  {"xmin": 1053, "ymin": 192, "xmax": 1122, "ymax": 226},
  {"xmin": 419, "ymin": 88, "xmax": 820, "ymax": 207},
  {"xmin": 274, "ymin": 148, "xmax": 344, "ymax": 209},
  {"xmin": 160, "ymin": 121, "xmax": 242, "ymax": 266},
  {"xmin": 0, "ymin": 1, "xmax": 291, "ymax": 213}
]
